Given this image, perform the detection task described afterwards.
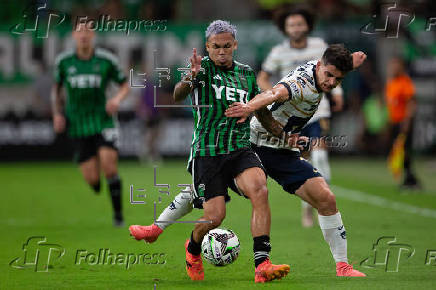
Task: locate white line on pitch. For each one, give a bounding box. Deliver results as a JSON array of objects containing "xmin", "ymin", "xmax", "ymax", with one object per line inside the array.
[{"xmin": 331, "ymin": 185, "xmax": 436, "ymax": 219}]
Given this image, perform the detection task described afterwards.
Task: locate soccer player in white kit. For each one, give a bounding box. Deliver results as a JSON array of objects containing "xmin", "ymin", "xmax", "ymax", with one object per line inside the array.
[{"xmin": 257, "ymin": 7, "xmax": 344, "ymax": 227}]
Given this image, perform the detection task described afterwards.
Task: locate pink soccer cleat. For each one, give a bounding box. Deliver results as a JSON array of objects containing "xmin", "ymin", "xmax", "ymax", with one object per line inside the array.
[
  {"xmin": 254, "ymin": 258, "xmax": 290, "ymax": 283},
  {"xmin": 185, "ymin": 239, "xmax": 204, "ymax": 281},
  {"xmin": 129, "ymin": 224, "xmax": 163, "ymax": 243},
  {"xmin": 336, "ymin": 262, "xmax": 366, "ymax": 277}
]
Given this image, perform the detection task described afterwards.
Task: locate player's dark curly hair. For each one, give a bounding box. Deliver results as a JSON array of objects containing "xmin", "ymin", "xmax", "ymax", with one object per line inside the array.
[
  {"xmin": 274, "ymin": 6, "xmax": 314, "ymax": 35},
  {"xmin": 322, "ymin": 44, "xmax": 353, "ymax": 73}
]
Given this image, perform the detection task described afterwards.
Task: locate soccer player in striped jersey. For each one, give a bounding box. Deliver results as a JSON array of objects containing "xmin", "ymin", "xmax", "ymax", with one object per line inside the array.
[
  {"xmin": 257, "ymin": 7, "xmax": 344, "ymax": 227},
  {"xmin": 130, "ymin": 20, "xmax": 290, "ymax": 283},
  {"xmin": 52, "ymin": 22, "xmax": 129, "ymax": 227}
]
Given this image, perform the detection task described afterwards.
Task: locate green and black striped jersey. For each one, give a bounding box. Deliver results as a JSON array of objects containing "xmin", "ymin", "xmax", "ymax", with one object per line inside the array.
[
  {"xmin": 54, "ymin": 48, "xmax": 127, "ymax": 138},
  {"xmin": 188, "ymin": 56, "xmax": 260, "ymax": 159}
]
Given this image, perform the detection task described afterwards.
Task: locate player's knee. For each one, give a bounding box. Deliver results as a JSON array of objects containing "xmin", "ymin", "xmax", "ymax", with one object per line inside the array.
[
  {"xmin": 249, "ymin": 184, "xmax": 268, "ymax": 204},
  {"xmin": 208, "ymin": 213, "xmax": 225, "ymax": 228},
  {"xmin": 325, "ymin": 192, "xmax": 337, "ymax": 212},
  {"xmin": 258, "ymin": 185, "xmax": 268, "ymax": 200},
  {"xmin": 102, "ymin": 165, "xmax": 117, "ymax": 179}
]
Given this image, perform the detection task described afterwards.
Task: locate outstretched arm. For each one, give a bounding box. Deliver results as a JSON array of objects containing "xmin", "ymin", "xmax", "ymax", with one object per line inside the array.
[
  {"xmin": 224, "ymin": 84, "xmax": 289, "ymax": 123},
  {"xmin": 51, "ymin": 83, "xmax": 65, "ymax": 133},
  {"xmin": 106, "ymin": 82, "xmax": 130, "ymax": 115}
]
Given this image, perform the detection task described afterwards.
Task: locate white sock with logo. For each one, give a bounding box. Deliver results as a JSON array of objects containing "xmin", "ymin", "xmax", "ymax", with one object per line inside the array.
[
  {"xmin": 311, "ymin": 149, "xmax": 331, "ymax": 182},
  {"xmin": 318, "ymin": 212, "xmax": 348, "ymax": 263},
  {"xmin": 155, "ymin": 187, "xmax": 193, "ymax": 230}
]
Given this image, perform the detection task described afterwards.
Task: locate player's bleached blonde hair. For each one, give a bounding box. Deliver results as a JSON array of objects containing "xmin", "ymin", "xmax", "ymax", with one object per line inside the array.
[{"xmin": 205, "ymin": 20, "xmax": 237, "ymax": 40}]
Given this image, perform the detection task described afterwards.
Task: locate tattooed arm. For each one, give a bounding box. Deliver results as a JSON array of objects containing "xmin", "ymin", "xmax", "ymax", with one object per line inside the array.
[
  {"xmin": 254, "ymin": 107, "xmax": 284, "ymax": 138},
  {"xmin": 254, "ymin": 107, "xmax": 309, "ymax": 150}
]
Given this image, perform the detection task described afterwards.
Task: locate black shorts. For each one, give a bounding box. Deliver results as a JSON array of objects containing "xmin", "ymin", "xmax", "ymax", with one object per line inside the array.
[
  {"xmin": 251, "ymin": 143, "xmax": 322, "ymax": 194},
  {"xmin": 300, "ymin": 121, "xmax": 322, "ymax": 138},
  {"xmin": 190, "ymin": 148, "xmax": 266, "ymax": 208},
  {"xmin": 71, "ymin": 129, "xmax": 119, "ymax": 163}
]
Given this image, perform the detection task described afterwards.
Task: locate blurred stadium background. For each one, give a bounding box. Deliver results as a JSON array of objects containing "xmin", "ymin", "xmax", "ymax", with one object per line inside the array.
[
  {"xmin": 1, "ymin": 0, "xmax": 435, "ymax": 289},
  {"xmin": 1, "ymin": 0, "xmax": 435, "ymax": 159}
]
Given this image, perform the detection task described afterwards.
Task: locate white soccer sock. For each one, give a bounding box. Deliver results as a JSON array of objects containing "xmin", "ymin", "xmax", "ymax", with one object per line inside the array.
[
  {"xmin": 155, "ymin": 187, "xmax": 193, "ymax": 230},
  {"xmin": 311, "ymin": 149, "xmax": 331, "ymax": 182},
  {"xmin": 301, "ymin": 200, "xmax": 312, "ymax": 209},
  {"xmin": 318, "ymin": 212, "xmax": 348, "ymax": 263}
]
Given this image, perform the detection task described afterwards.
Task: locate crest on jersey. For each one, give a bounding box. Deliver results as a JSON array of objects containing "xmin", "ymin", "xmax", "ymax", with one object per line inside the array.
[
  {"xmin": 67, "ymin": 66, "xmax": 76, "ymax": 75},
  {"xmin": 197, "ymin": 184, "xmax": 205, "ymax": 197}
]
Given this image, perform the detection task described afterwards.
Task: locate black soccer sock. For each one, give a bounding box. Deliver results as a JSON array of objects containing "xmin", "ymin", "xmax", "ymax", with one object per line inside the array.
[
  {"xmin": 187, "ymin": 231, "xmax": 202, "ymax": 256},
  {"xmin": 253, "ymin": 235, "xmax": 271, "ymax": 267},
  {"xmin": 91, "ymin": 180, "xmax": 101, "ymax": 193},
  {"xmin": 107, "ymin": 175, "xmax": 123, "ymax": 220}
]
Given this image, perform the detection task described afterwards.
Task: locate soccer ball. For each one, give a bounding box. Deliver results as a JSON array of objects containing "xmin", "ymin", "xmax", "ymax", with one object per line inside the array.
[{"xmin": 201, "ymin": 228, "xmax": 240, "ymax": 266}]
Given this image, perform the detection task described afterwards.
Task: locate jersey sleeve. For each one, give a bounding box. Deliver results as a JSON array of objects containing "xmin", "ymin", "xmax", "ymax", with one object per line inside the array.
[
  {"xmin": 261, "ymin": 47, "xmax": 280, "ymax": 75},
  {"xmin": 53, "ymin": 58, "xmax": 64, "ymax": 84},
  {"xmin": 109, "ymin": 57, "xmax": 127, "ymax": 84},
  {"xmin": 277, "ymin": 73, "xmax": 307, "ymax": 102}
]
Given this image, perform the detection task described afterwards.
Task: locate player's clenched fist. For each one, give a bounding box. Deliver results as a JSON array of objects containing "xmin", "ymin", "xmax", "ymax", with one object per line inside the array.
[{"xmin": 53, "ymin": 114, "xmax": 66, "ymax": 133}]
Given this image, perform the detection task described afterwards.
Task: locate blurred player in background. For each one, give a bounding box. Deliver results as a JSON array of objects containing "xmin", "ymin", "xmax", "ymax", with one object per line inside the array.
[
  {"xmin": 256, "ymin": 7, "xmax": 344, "ymax": 227},
  {"xmin": 136, "ymin": 78, "xmax": 163, "ymax": 165},
  {"xmin": 385, "ymin": 57, "xmax": 421, "ymax": 190},
  {"xmin": 131, "ymin": 20, "xmax": 290, "ymax": 283},
  {"xmin": 52, "ymin": 20, "xmax": 130, "ymax": 227}
]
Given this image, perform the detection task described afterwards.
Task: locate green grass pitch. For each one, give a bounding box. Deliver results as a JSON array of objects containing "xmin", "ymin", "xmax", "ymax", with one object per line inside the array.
[{"xmin": 1, "ymin": 157, "xmax": 436, "ymax": 289}]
